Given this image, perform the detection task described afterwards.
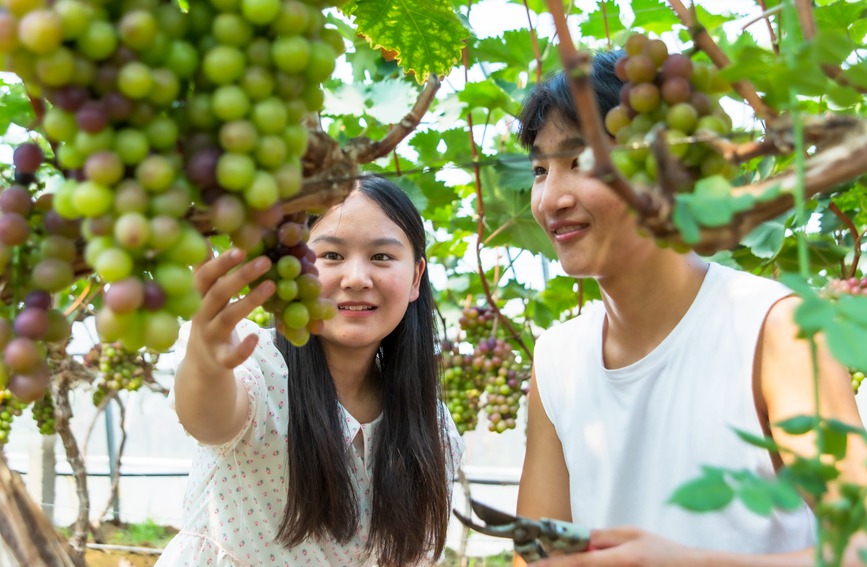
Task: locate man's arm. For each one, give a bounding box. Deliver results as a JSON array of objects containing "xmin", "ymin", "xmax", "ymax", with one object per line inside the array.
[
  {"xmin": 759, "ymin": 296, "xmax": 867, "ymax": 491},
  {"xmin": 515, "ymin": 368, "xmax": 573, "ymax": 566}
]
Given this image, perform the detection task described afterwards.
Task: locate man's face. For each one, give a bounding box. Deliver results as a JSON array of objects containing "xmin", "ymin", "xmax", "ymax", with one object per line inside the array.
[{"xmin": 529, "ymin": 113, "xmax": 651, "ymax": 279}]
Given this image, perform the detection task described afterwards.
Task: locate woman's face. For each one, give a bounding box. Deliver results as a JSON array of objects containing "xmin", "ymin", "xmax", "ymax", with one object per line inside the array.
[{"xmin": 309, "ymin": 191, "xmax": 425, "ymax": 354}]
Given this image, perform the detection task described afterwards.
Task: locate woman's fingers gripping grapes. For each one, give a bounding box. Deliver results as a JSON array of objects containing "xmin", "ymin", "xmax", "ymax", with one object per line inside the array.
[{"xmin": 190, "ymin": 249, "xmax": 275, "ymax": 369}]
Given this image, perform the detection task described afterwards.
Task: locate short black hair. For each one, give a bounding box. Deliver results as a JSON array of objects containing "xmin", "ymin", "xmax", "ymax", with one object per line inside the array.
[{"xmin": 517, "ymin": 50, "xmax": 625, "ymax": 149}]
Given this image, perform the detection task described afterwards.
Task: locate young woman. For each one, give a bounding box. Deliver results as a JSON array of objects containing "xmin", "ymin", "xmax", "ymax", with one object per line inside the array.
[{"xmin": 157, "ymin": 176, "xmax": 463, "ymax": 566}]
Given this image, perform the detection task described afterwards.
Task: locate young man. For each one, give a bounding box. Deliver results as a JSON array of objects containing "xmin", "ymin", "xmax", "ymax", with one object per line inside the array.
[{"xmin": 515, "ymin": 54, "xmax": 867, "ymax": 566}]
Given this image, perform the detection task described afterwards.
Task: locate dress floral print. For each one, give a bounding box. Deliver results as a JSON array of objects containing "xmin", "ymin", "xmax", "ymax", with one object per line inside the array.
[{"xmin": 157, "ymin": 320, "xmax": 464, "ymax": 567}]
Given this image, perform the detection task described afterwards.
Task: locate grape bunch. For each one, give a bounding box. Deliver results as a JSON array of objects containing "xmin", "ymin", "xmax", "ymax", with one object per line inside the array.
[
  {"xmin": 440, "ymin": 341, "xmax": 482, "ymax": 435},
  {"xmin": 83, "ymin": 341, "xmax": 152, "ymax": 406},
  {"xmin": 0, "ymin": 146, "xmax": 74, "ymax": 402},
  {"xmin": 827, "ymin": 277, "xmax": 867, "ymax": 297},
  {"xmin": 475, "ymin": 337, "xmax": 524, "ymax": 433},
  {"xmin": 458, "ymin": 304, "xmax": 496, "ymax": 346},
  {"xmin": 0, "ymin": 0, "xmax": 345, "ymax": 350},
  {"xmin": 0, "ymin": 388, "xmax": 27, "ymax": 445},
  {"xmin": 31, "ymin": 390, "xmax": 56, "ymax": 435},
  {"xmin": 852, "ymin": 371, "xmax": 865, "ymax": 395},
  {"xmin": 441, "ymin": 303, "xmax": 528, "ymax": 434},
  {"xmin": 246, "ymin": 305, "xmax": 272, "ymax": 327},
  {"xmin": 604, "ymin": 33, "xmax": 735, "ymax": 191},
  {"xmin": 257, "ymin": 214, "xmax": 336, "ymax": 345}
]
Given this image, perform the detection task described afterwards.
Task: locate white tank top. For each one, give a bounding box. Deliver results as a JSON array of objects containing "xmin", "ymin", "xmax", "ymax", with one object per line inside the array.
[{"xmin": 534, "ymin": 263, "xmax": 815, "ymax": 553}]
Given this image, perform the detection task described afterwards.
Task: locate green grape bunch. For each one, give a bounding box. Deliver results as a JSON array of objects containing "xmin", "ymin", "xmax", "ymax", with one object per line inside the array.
[
  {"xmin": 83, "ymin": 341, "xmax": 154, "ymax": 406},
  {"xmin": 31, "ymin": 390, "xmax": 56, "ymax": 435},
  {"xmin": 440, "ymin": 340, "xmax": 483, "ymax": 436},
  {"xmin": 852, "ymin": 371, "xmax": 865, "ymax": 395},
  {"xmin": 604, "ymin": 33, "xmax": 736, "ymax": 192},
  {"xmin": 0, "ymin": 0, "xmax": 345, "ymax": 351},
  {"xmin": 0, "ymin": 388, "xmax": 28, "ymax": 445}
]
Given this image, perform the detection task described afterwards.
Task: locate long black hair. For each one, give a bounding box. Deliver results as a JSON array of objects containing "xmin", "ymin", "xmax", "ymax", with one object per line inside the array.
[
  {"xmin": 274, "ymin": 175, "xmax": 451, "ymax": 565},
  {"xmin": 518, "ymin": 50, "xmax": 625, "ymax": 149}
]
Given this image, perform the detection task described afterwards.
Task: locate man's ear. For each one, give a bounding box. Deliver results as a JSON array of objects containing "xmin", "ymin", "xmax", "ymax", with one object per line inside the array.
[{"xmin": 409, "ymin": 258, "xmax": 426, "ymax": 302}]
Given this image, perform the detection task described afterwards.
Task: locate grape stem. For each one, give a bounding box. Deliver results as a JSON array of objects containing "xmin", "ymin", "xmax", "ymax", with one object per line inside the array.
[
  {"xmin": 666, "ymin": 0, "xmax": 778, "ymax": 119},
  {"xmin": 462, "ymin": 46, "xmax": 533, "ymax": 362},
  {"xmin": 794, "ymin": 0, "xmax": 867, "ymax": 95},
  {"xmin": 652, "ymin": 118, "xmax": 867, "ymax": 254},
  {"xmin": 744, "ymin": 1, "xmax": 780, "ymax": 55},
  {"xmin": 347, "ymin": 75, "xmax": 441, "ymax": 163},
  {"xmin": 828, "ymin": 202, "xmax": 861, "ymax": 279}
]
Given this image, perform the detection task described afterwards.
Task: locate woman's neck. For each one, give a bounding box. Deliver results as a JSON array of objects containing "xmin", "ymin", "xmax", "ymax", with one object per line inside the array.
[
  {"xmin": 598, "ymin": 249, "xmax": 709, "ymax": 369},
  {"xmin": 321, "ymin": 343, "xmax": 382, "ymax": 423}
]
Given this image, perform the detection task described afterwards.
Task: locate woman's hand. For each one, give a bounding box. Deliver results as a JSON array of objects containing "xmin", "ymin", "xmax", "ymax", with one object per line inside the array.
[
  {"xmin": 185, "ymin": 249, "xmax": 275, "ymax": 371},
  {"xmin": 173, "ymin": 249, "xmax": 275, "ymax": 445}
]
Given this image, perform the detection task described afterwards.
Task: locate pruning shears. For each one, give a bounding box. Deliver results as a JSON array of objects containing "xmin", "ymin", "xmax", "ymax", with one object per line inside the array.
[{"xmin": 453, "ymin": 498, "xmax": 591, "ymax": 563}]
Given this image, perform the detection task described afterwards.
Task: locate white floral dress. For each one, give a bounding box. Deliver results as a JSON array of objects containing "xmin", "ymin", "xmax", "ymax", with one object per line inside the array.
[{"xmin": 157, "ymin": 320, "xmax": 464, "ymax": 566}]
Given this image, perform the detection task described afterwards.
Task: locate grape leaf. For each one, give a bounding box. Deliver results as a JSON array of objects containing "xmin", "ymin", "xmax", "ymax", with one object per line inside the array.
[
  {"xmin": 825, "ymin": 319, "xmax": 867, "ymax": 373},
  {"xmin": 669, "ymin": 468, "xmax": 734, "ymax": 512},
  {"xmin": 629, "ymin": 0, "xmax": 680, "ymax": 35},
  {"xmin": 344, "ymin": 0, "xmax": 469, "ymax": 84},
  {"xmin": 579, "ymin": 1, "xmax": 625, "ymax": 39},
  {"xmin": 458, "ymin": 81, "xmax": 521, "ymax": 116}
]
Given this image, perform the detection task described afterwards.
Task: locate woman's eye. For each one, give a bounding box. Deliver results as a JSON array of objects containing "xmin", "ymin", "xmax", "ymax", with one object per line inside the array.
[
  {"xmin": 371, "ymin": 253, "xmax": 391, "ymax": 261},
  {"xmin": 321, "ymin": 252, "xmax": 341, "ymax": 260},
  {"xmin": 532, "ymin": 166, "xmax": 546, "ymax": 176}
]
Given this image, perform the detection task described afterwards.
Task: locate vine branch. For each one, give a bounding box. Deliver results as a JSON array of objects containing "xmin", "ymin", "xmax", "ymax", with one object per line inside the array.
[
  {"xmin": 666, "ymin": 0, "xmax": 777, "ymax": 119},
  {"xmin": 828, "ymin": 202, "xmax": 862, "ymax": 279}
]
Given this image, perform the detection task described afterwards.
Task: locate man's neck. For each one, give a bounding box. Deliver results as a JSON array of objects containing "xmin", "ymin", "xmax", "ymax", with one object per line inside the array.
[{"xmin": 597, "ymin": 250, "xmax": 709, "ymax": 369}]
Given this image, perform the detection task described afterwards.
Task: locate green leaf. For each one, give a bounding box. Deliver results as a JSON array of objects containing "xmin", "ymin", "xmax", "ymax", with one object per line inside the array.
[
  {"xmin": 734, "ymin": 428, "xmax": 780, "ymax": 451},
  {"xmin": 836, "ymin": 295, "xmax": 867, "ymax": 327},
  {"xmin": 819, "ymin": 422, "xmax": 848, "ymax": 460},
  {"xmin": 776, "ymin": 415, "xmax": 817, "ymax": 436},
  {"xmin": 390, "ymin": 176, "xmax": 429, "ymax": 212},
  {"xmin": 628, "ymin": 0, "xmax": 680, "ymax": 34},
  {"xmin": 811, "ymin": 29, "xmax": 856, "ymax": 66},
  {"xmin": 458, "ymin": 81, "xmax": 521, "ymax": 116},
  {"xmin": 579, "ymin": 0, "xmax": 625, "ymax": 39},
  {"xmin": 740, "ymin": 220, "xmax": 785, "ymax": 259},
  {"xmin": 824, "ymin": 418, "xmax": 867, "ymax": 438},
  {"xmin": 669, "ymin": 469, "xmax": 734, "ymax": 512},
  {"xmin": 345, "ymin": 0, "xmax": 469, "ymax": 83},
  {"xmin": 825, "ymin": 318, "xmax": 867, "ymax": 372},
  {"xmin": 737, "ymin": 481, "xmax": 774, "ymax": 517},
  {"xmin": 766, "ymin": 479, "xmax": 804, "ymax": 511},
  {"xmin": 672, "ymin": 199, "xmax": 700, "ymax": 244},
  {"xmin": 793, "ymin": 296, "xmax": 835, "ymax": 335}
]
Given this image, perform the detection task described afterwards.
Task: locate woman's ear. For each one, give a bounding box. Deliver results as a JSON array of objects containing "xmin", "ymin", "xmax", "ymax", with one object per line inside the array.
[{"xmin": 409, "ymin": 258, "xmax": 426, "ymax": 302}]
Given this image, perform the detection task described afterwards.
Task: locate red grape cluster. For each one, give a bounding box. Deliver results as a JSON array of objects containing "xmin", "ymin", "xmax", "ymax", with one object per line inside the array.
[
  {"xmin": 827, "ymin": 277, "xmax": 867, "ymax": 297},
  {"xmin": 0, "ymin": 148, "xmax": 74, "ymax": 402},
  {"xmin": 83, "ymin": 341, "xmax": 152, "ymax": 406},
  {"xmin": 0, "ymin": 0, "xmax": 344, "ymax": 349},
  {"xmin": 458, "ymin": 304, "xmax": 496, "ymax": 345},
  {"xmin": 605, "ymin": 34, "xmax": 735, "ymax": 191},
  {"xmin": 474, "ymin": 337, "xmax": 523, "ymax": 433},
  {"xmin": 0, "ymin": 388, "xmax": 27, "ymax": 445},
  {"xmin": 441, "ymin": 304, "xmax": 528, "ymax": 435}
]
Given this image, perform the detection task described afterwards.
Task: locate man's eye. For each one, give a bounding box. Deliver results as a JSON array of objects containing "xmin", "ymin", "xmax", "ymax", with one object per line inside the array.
[{"xmin": 533, "ymin": 166, "xmax": 547, "ymax": 176}]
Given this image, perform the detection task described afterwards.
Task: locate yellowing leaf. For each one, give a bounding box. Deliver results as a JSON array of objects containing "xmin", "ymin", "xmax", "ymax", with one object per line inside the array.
[{"xmin": 345, "ymin": 0, "xmax": 469, "ymax": 83}]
